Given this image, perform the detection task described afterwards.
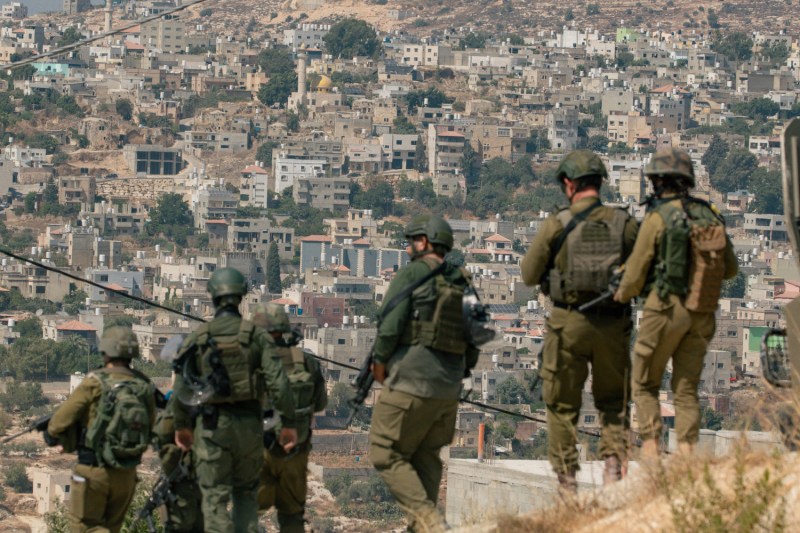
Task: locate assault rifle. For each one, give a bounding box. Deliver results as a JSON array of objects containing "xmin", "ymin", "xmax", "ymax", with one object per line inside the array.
[
  {"xmin": 577, "ymin": 265, "xmax": 626, "ymax": 313},
  {"xmin": 133, "ymin": 458, "xmax": 188, "ymax": 533},
  {"xmin": 1, "ymin": 414, "xmax": 53, "ymax": 444}
]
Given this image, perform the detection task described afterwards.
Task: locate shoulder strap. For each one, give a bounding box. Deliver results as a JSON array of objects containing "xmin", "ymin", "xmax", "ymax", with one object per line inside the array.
[
  {"xmin": 546, "ymin": 201, "xmax": 601, "ymax": 271},
  {"xmin": 683, "ymin": 196, "xmax": 725, "ymax": 224},
  {"xmin": 238, "ymin": 319, "xmax": 255, "ymax": 346},
  {"xmin": 379, "ymin": 260, "xmax": 447, "ymax": 325}
]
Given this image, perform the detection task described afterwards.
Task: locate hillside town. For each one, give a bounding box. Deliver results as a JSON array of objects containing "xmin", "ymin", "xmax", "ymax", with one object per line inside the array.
[{"xmin": 0, "ymin": 0, "xmax": 798, "ymax": 530}]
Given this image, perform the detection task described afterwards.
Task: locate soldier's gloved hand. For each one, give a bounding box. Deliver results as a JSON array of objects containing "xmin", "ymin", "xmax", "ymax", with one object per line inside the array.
[
  {"xmin": 175, "ymin": 428, "xmax": 194, "ymax": 452},
  {"xmin": 372, "ymin": 363, "xmax": 386, "ymax": 384},
  {"xmin": 279, "ymin": 427, "xmax": 298, "ymax": 453}
]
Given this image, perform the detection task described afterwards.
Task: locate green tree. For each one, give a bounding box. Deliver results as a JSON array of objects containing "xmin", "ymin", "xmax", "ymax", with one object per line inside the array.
[
  {"xmin": 700, "ymin": 406, "xmax": 724, "ymax": 430},
  {"xmin": 57, "ymin": 27, "xmax": 82, "ymax": 47},
  {"xmin": 24, "ymin": 192, "xmax": 36, "ymax": 213},
  {"xmin": 256, "ymin": 141, "xmax": 279, "ymax": 166},
  {"xmin": 26, "ymin": 133, "xmax": 59, "ymax": 154},
  {"xmin": 495, "ymin": 377, "xmax": 531, "ymax": 404},
  {"xmin": 328, "ymin": 382, "xmax": 353, "ymax": 418},
  {"xmin": 564, "ymin": 8, "xmax": 574, "ymax": 21},
  {"xmin": 701, "ymin": 134, "xmax": 729, "ymax": 177},
  {"xmin": 749, "ymin": 168, "xmax": 782, "ymax": 214},
  {"xmin": 585, "ymin": 135, "xmax": 610, "ymax": 153},
  {"xmin": 721, "ymin": 270, "xmax": 746, "ymax": 299},
  {"xmin": 712, "ymin": 30, "xmax": 753, "ymax": 63},
  {"xmin": 405, "ymin": 88, "xmax": 449, "ymax": 113},
  {"xmin": 760, "ymin": 41, "xmax": 790, "ymax": 65},
  {"xmin": 62, "ymin": 289, "xmax": 88, "ymax": 315},
  {"xmin": 586, "ymin": 3, "xmax": 600, "ymax": 15},
  {"xmin": 323, "ymin": 19, "xmax": 382, "ymax": 59},
  {"xmin": 3, "ymin": 463, "xmax": 32, "ymax": 492},
  {"xmin": 392, "ymin": 115, "xmax": 417, "ymax": 134},
  {"xmin": 706, "ymin": 8, "xmax": 720, "ymax": 28},
  {"xmin": 257, "ymin": 72, "xmax": 297, "ymax": 107},
  {"xmin": 713, "ymin": 148, "xmax": 758, "ymax": 193},
  {"xmin": 146, "ymin": 193, "xmax": 194, "ymax": 245},
  {"xmin": 15, "ymin": 317, "xmax": 42, "ymax": 338},
  {"xmin": 732, "ymin": 98, "xmax": 780, "ymax": 121},
  {"xmin": 103, "ymin": 315, "xmax": 141, "ymax": 330},
  {"xmin": 461, "ymin": 143, "xmax": 481, "ymax": 188},
  {"xmin": 0, "ymin": 381, "xmax": 48, "ymax": 411},
  {"xmin": 286, "ymin": 111, "xmax": 300, "ymax": 132},
  {"xmin": 267, "ymin": 241, "xmax": 281, "ymax": 293},
  {"xmin": 525, "ymin": 129, "xmax": 550, "ymax": 154},
  {"xmin": 351, "ymin": 181, "xmax": 394, "ymax": 218},
  {"xmin": 115, "ymin": 98, "xmax": 133, "ymax": 121},
  {"xmin": 256, "ymin": 46, "xmax": 295, "ymax": 76},
  {"xmin": 458, "ymin": 32, "xmax": 487, "ymax": 50},
  {"xmin": 445, "ymin": 248, "xmax": 465, "ymax": 267}
]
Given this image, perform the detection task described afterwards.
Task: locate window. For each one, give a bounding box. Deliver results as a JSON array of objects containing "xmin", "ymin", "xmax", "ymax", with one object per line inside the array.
[
  {"xmin": 584, "ymin": 415, "xmax": 596, "ymax": 423},
  {"xmin": 100, "ymin": 275, "xmax": 109, "ymax": 282},
  {"xmin": 36, "ymin": 286, "xmax": 45, "ymax": 294},
  {"xmin": 717, "ymin": 362, "xmax": 724, "ymax": 368},
  {"xmin": 337, "ymin": 339, "xmax": 346, "ymax": 345}
]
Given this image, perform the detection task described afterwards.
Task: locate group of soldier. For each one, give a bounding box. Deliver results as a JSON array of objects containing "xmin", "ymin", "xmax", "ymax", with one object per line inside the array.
[{"xmin": 38, "ymin": 145, "xmax": 736, "ymax": 533}]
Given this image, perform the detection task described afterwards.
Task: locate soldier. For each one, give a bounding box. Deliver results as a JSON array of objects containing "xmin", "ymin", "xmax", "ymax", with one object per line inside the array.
[
  {"xmin": 46, "ymin": 326, "xmax": 157, "ymax": 533},
  {"xmin": 521, "ymin": 150, "xmax": 638, "ymax": 488},
  {"xmin": 172, "ymin": 267, "xmax": 298, "ymax": 533},
  {"xmin": 614, "ymin": 148, "xmax": 738, "ymax": 457},
  {"xmin": 252, "ymin": 303, "xmax": 328, "ymax": 533},
  {"xmin": 152, "ymin": 392, "xmax": 204, "ymax": 532},
  {"xmin": 369, "ymin": 214, "xmax": 480, "ymax": 533}
]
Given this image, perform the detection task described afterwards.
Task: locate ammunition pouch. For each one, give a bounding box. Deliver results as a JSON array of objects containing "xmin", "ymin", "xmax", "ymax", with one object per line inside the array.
[{"xmin": 77, "ymin": 447, "xmax": 99, "ymax": 466}]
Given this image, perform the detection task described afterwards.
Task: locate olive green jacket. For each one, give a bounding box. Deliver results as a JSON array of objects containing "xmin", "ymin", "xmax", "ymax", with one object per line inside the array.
[
  {"xmin": 48, "ymin": 366, "xmax": 156, "ymax": 454},
  {"xmin": 172, "ymin": 315, "xmax": 296, "ymax": 430},
  {"xmin": 375, "ymin": 255, "xmax": 479, "ymax": 400},
  {"xmin": 616, "ymin": 197, "xmax": 738, "ymax": 304},
  {"xmin": 521, "ymin": 196, "xmax": 639, "ymax": 303}
]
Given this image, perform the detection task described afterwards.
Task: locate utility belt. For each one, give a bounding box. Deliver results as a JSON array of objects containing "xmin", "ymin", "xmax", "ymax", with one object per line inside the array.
[
  {"xmin": 552, "ymin": 300, "xmax": 630, "ymax": 318},
  {"xmin": 198, "ymin": 401, "xmax": 262, "ymax": 431},
  {"xmin": 77, "ymin": 447, "xmax": 98, "ymax": 467}
]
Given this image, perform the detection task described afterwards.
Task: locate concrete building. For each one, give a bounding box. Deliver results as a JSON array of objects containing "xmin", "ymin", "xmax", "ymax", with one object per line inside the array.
[
  {"xmin": 123, "ymin": 144, "xmax": 184, "ymax": 175},
  {"xmin": 184, "ymin": 130, "xmax": 248, "ymax": 152},
  {"xmin": 1, "ymin": 2, "xmax": 27, "ymax": 19},
  {"xmin": 427, "ymin": 124, "xmax": 467, "ymax": 177},
  {"xmin": 32, "ymin": 469, "xmax": 72, "ymax": 514},
  {"xmin": 294, "ymin": 173, "xmax": 350, "ymax": 212},
  {"xmin": 546, "ymin": 106, "xmax": 579, "ymax": 152},
  {"xmin": 141, "ymin": 15, "xmax": 186, "ymax": 53},
  {"xmin": 63, "ymin": 0, "xmax": 90, "ymax": 14},
  {"xmin": 273, "ymin": 156, "xmax": 327, "ymax": 194},
  {"xmin": 380, "ymin": 133, "xmax": 419, "ymax": 170},
  {"xmin": 282, "ymin": 23, "xmax": 331, "ymax": 50},
  {"xmin": 700, "ymin": 350, "xmax": 732, "ymax": 394},
  {"xmin": 192, "ymin": 187, "xmax": 238, "ymax": 229}
]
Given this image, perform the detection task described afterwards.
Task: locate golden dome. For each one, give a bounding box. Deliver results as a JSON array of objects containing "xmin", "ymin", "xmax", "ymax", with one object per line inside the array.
[{"xmin": 316, "ymin": 75, "xmax": 333, "ymax": 91}]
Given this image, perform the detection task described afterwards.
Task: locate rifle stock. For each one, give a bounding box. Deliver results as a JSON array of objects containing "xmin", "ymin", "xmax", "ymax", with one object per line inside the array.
[
  {"xmin": 347, "ymin": 352, "xmax": 375, "ymax": 426},
  {"xmin": 132, "ymin": 456, "xmax": 187, "ymax": 532}
]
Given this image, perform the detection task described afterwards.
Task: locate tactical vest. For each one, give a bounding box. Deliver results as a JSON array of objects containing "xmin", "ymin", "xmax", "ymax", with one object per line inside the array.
[
  {"xmin": 84, "ymin": 368, "xmax": 154, "ymax": 469},
  {"xmin": 403, "ymin": 257, "xmax": 469, "ymax": 355},
  {"xmin": 548, "ymin": 207, "xmax": 628, "ymax": 304},
  {"xmin": 196, "ymin": 320, "xmax": 262, "ymax": 404},
  {"xmin": 653, "ymin": 198, "xmax": 728, "ymax": 311},
  {"xmin": 274, "ymin": 345, "xmax": 316, "ymax": 444}
]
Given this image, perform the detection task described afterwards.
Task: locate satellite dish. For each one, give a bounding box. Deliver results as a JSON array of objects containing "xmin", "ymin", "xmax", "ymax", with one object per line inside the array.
[{"xmin": 36, "ymin": 309, "xmax": 44, "ymax": 316}]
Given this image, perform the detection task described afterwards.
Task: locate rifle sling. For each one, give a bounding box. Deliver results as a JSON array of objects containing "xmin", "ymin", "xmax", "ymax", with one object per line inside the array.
[
  {"xmin": 378, "ymin": 260, "xmax": 447, "ymax": 325},
  {"xmin": 545, "ymin": 200, "xmax": 601, "ymax": 273}
]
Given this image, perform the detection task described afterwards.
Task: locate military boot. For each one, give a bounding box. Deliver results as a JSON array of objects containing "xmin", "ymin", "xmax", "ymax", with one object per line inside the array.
[
  {"xmin": 277, "ymin": 512, "xmax": 305, "ymax": 533},
  {"xmin": 410, "ymin": 506, "xmax": 449, "ymax": 533},
  {"xmin": 603, "ymin": 455, "xmax": 622, "ymax": 485},
  {"xmin": 556, "ymin": 469, "xmax": 578, "ymax": 494}
]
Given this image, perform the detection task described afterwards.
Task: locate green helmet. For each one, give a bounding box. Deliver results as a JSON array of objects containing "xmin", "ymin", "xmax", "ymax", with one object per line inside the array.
[
  {"xmin": 207, "ymin": 268, "xmax": 248, "ymax": 298},
  {"xmin": 555, "ymin": 150, "xmax": 608, "ymax": 183},
  {"xmin": 100, "ymin": 326, "xmax": 139, "ymax": 359},
  {"xmin": 251, "ymin": 303, "xmax": 290, "ymax": 333},
  {"xmin": 404, "ymin": 215, "xmax": 454, "ymax": 251},
  {"xmin": 644, "ymin": 148, "xmax": 696, "ymax": 188}
]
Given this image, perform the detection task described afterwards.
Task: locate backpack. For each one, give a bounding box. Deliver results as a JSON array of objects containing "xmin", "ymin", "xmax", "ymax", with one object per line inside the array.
[
  {"xmin": 195, "ymin": 320, "xmax": 261, "ymax": 404},
  {"xmin": 84, "ymin": 370, "xmax": 153, "ymax": 469},
  {"xmin": 656, "ymin": 198, "xmax": 728, "ymax": 312},
  {"xmin": 273, "ymin": 346, "xmax": 317, "ymax": 444}
]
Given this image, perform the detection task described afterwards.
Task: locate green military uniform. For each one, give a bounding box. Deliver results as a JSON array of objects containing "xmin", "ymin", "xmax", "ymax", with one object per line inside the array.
[
  {"xmin": 617, "ymin": 201, "xmax": 737, "ymax": 447},
  {"xmin": 172, "ymin": 268, "xmax": 297, "ymax": 533},
  {"xmin": 616, "ymin": 148, "xmax": 737, "ymax": 452},
  {"xmin": 521, "ymin": 151, "xmax": 638, "ymax": 481},
  {"xmin": 153, "ymin": 394, "xmax": 203, "ymax": 533},
  {"xmin": 47, "ymin": 328, "xmax": 156, "ymax": 533},
  {"xmin": 252, "ymin": 304, "xmax": 328, "ymax": 533},
  {"xmin": 369, "ymin": 215, "xmax": 479, "ymax": 533}
]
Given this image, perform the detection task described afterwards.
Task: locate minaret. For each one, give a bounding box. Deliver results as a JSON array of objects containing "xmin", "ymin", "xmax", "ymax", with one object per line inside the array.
[
  {"xmin": 297, "ymin": 46, "xmax": 307, "ymax": 107},
  {"xmin": 104, "ymin": 0, "xmax": 112, "ymax": 33}
]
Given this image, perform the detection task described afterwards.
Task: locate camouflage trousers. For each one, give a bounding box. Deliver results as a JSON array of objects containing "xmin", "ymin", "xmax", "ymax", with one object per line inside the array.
[{"xmin": 194, "ymin": 409, "xmax": 263, "ymax": 533}]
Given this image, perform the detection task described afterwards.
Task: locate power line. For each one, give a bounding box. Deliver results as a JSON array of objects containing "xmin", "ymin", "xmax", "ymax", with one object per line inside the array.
[
  {"xmin": 0, "ymin": 0, "xmax": 212, "ymax": 72},
  {"xmin": 0, "ymin": 246, "xmax": 205, "ymax": 322}
]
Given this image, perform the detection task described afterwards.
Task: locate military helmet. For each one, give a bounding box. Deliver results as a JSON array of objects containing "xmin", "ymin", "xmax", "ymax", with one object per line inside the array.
[
  {"xmin": 555, "ymin": 150, "xmax": 608, "ymax": 183},
  {"xmin": 207, "ymin": 267, "xmax": 248, "ymax": 298},
  {"xmin": 644, "ymin": 148, "xmax": 696, "ymax": 188},
  {"xmin": 404, "ymin": 214, "xmax": 454, "ymax": 251},
  {"xmin": 100, "ymin": 326, "xmax": 139, "ymax": 359},
  {"xmin": 251, "ymin": 303, "xmax": 291, "ymax": 333}
]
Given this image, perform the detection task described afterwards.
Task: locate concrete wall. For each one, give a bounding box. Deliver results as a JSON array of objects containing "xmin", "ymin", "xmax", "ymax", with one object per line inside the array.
[
  {"xmin": 667, "ymin": 428, "xmax": 784, "ymax": 456},
  {"xmin": 307, "ymin": 464, "xmax": 374, "ymax": 484},
  {"xmin": 445, "ymin": 459, "xmax": 606, "ymax": 526},
  {"xmin": 310, "ymin": 432, "xmax": 369, "ymax": 454}
]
